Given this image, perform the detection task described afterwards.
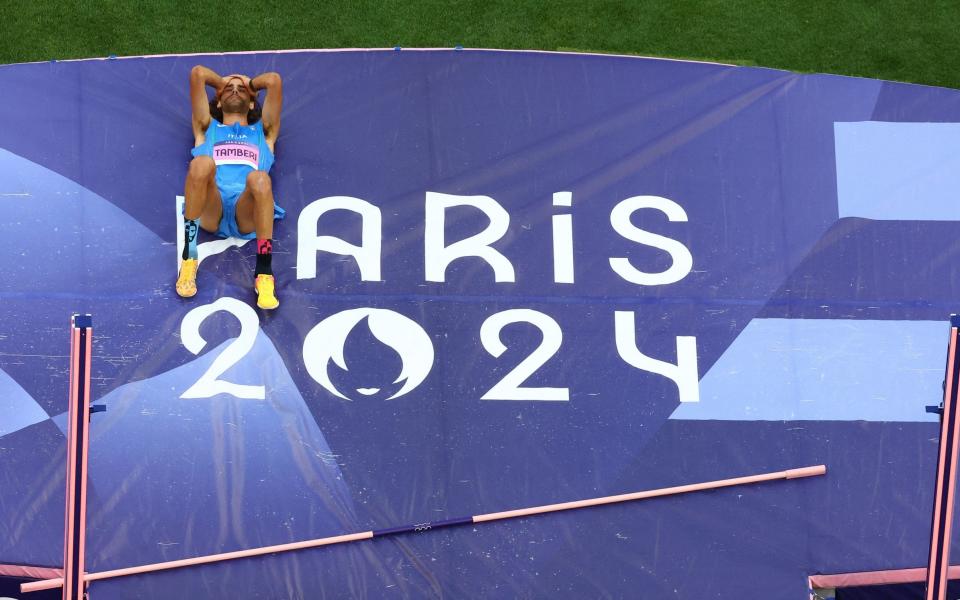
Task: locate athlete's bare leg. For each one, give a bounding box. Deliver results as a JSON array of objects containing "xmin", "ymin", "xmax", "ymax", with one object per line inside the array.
[
  {"xmin": 184, "ymin": 156, "xmax": 223, "ymax": 232},
  {"xmin": 176, "ymin": 156, "xmax": 223, "ymax": 298},
  {"xmin": 235, "ymin": 171, "xmax": 279, "ymax": 309},
  {"xmin": 234, "ymin": 171, "xmax": 273, "ymax": 239}
]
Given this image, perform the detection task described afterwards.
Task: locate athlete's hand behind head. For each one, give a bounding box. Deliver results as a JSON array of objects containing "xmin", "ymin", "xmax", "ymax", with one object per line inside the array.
[{"xmin": 220, "ymin": 74, "xmax": 254, "ymax": 96}]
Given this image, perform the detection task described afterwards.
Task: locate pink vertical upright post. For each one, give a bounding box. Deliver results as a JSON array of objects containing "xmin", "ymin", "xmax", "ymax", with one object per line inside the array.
[
  {"xmin": 926, "ymin": 314, "xmax": 960, "ymax": 600},
  {"xmin": 63, "ymin": 314, "xmax": 92, "ymax": 600}
]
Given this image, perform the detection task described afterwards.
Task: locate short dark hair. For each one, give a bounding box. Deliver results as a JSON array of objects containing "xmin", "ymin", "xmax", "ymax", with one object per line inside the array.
[{"xmin": 209, "ymin": 95, "xmax": 262, "ymax": 125}]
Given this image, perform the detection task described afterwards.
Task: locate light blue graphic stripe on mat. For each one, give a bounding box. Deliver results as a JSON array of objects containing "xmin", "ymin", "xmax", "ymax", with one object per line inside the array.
[
  {"xmin": 0, "ymin": 368, "xmax": 49, "ymax": 437},
  {"xmin": 671, "ymin": 318, "xmax": 944, "ymax": 422},
  {"xmin": 835, "ymin": 121, "xmax": 960, "ymax": 220}
]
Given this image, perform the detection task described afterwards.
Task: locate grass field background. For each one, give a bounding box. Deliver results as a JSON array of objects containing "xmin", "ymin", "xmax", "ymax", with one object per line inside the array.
[{"xmin": 2, "ymin": 1, "xmax": 958, "ymax": 88}]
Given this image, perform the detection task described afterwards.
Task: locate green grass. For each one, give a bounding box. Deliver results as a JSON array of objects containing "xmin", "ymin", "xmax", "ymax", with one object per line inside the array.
[{"xmin": 3, "ymin": 1, "xmax": 959, "ymax": 88}]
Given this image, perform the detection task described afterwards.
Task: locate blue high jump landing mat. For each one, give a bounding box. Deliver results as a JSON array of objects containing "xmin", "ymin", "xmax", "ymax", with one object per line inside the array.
[{"xmin": 1, "ymin": 48, "xmax": 960, "ymax": 598}]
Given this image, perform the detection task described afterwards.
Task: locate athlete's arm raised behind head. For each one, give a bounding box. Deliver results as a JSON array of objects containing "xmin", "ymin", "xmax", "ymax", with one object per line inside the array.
[
  {"xmin": 251, "ymin": 72, "xmax": 282, "ymax": 147},
  {"xmin": 189, "ymin": 65, "xmax": 225, "ymax": 144}
]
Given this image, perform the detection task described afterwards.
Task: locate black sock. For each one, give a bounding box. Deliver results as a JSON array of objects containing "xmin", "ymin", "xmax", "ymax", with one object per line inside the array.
[{"xmin": 255, "ymin": 238, "xmax": 273, "ymax": 276}]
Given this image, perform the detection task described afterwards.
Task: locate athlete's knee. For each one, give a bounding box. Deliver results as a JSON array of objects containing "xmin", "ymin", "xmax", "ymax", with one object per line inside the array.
[
  {"xmin": 187, "ymin": 156, "xmax": 216, "ymax": 181},
  {"xmin": 246, "ymin": 171, "xmax": 272, "ymax": 196}
]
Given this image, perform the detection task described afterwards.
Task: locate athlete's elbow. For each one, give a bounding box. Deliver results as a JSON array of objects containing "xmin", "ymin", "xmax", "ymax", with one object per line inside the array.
[{"xmin": 258, "ymin": 72, "xmax": 282, "ymax": 89}]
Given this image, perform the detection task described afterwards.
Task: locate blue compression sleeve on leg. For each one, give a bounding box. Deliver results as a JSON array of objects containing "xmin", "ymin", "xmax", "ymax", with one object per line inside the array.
[{"xmin": 183, "ymin": 218, "xmax": 199, "ymax": 260}]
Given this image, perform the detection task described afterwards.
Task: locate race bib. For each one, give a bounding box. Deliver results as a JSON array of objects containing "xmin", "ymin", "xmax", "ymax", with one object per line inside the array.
[{"xmin": 213, "ymin": 141, "xmax": 259, "ymax": 169}]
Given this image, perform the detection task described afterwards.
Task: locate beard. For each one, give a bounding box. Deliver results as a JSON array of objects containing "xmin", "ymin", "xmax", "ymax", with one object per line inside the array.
[{"xmin": 221, "ymin": 94, "xmax": 248, "ymax": 114}]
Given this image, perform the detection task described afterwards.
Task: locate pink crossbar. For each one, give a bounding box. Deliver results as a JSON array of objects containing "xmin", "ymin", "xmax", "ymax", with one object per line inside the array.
[
  {"xmin": 0, "ymin": 563, "xmax": 62, "ymax": 580},
  {"xmin": 810, "ymin": 566, "xmax": 960, "ymax": 589}
]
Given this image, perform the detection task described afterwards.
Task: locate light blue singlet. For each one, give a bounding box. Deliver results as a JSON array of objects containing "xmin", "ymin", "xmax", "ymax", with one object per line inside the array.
[{"xmin": 191, "ymin": 119, "xmax": 285, "ymax": 239}]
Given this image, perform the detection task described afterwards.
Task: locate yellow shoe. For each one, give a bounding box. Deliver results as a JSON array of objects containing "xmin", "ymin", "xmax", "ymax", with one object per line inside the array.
[
  {"xmin": 176, "ymin": 258, "xmax": 198, "ymax": 298},
  {"xmin": 255, "ymin": 274, "xmax": 279, "ymax": 310}
]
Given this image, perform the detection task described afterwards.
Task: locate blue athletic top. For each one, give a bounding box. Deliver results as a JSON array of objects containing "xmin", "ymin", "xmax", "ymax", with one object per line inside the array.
[{"xmin": 191, "ymin": 119, "xmax": 275, "ymax": 196}]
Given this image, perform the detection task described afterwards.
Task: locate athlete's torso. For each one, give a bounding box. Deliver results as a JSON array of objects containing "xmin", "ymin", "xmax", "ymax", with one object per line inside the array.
[{"xmin": 191, "ymin": 119, "xmax": 275, "ymax": 194}]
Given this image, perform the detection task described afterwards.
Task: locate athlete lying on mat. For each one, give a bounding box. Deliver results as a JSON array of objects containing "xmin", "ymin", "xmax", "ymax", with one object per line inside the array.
[{"xmin": 176, "ymin": 65, "xmax": 285, "ymax": 309}]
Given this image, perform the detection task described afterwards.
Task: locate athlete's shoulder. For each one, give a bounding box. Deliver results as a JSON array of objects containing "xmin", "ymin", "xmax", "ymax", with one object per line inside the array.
[{"xmin": 193, "ymin": 118, "xmax": 223, "ymax": 150}]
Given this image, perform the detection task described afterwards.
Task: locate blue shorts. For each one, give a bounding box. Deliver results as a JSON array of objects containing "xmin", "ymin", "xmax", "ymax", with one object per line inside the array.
[{"xmin": 215, "ymin": 186, "xmax": 286, "ymax": 240}]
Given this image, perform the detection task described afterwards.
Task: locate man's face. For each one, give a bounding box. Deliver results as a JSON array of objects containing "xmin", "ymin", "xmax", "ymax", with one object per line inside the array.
[{"xmin": 219, "ymin": 77, "xmax": 252, "ymax": 113}]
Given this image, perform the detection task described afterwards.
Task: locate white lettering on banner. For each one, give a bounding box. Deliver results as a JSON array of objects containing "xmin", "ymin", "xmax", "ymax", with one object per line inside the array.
[
  {"xmin": 180, "ymin": 297, "xmax": 265, "ymax": 400},
  {"xmin": 297, "ymin": 196, "xmax": 383, "ymax": 281},
  {"xmin": 291, "ymin": 191, "xmax": 691, "ymax": 286},
  {"xmin": 614, "ymin": 311, "xmax": 699, "ymax": 403},
  {"xmin": 302, "ymin": 308, "xmax": 434, "ymax": 401},
  {"xmin": 480, "ymin": 309, "xmax": 569, "ymax": 401},
  {"xmin": 609, "ymin": 195, "xmax": 693, "ymax": 286},
  {"xmin": 173, "ymin": 190, "xmax": 699, "ymax": 405},
  {"xmin": 552, "ymin": 191, "xmax": 574, "ymax": 284},
  {"xmin": 175, "ymin": 304, "xmax": 698, "ymax": 404},
  {"xmin": 424, "ymin": 191, "xmax": 515, "ymax": 283}
]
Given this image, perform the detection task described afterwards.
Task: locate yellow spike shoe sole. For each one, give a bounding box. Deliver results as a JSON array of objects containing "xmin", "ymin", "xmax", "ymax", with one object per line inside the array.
[
  {"xmin": 255, "ymin": 274, "xmax": 279, "ymax": 310},
  {"xmin": 176, "ymin": 258, "xmax": 198, "ymax": 298}
]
